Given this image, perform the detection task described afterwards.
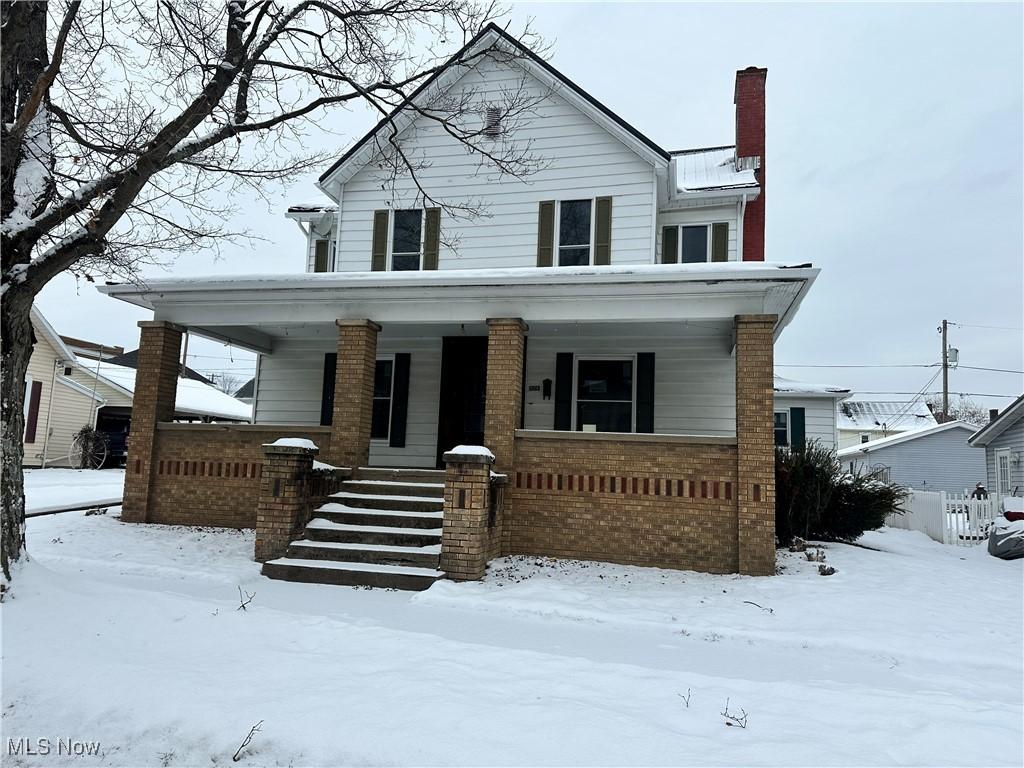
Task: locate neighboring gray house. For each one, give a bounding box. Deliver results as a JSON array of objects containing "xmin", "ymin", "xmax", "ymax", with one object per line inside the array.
[
  {"xmin": 838, "ymin": 421, "xmax": 986, "ymax": 493},
  {"xmin": 968, "ymin": 394, "xmax": 1024, "ymax": 497}
]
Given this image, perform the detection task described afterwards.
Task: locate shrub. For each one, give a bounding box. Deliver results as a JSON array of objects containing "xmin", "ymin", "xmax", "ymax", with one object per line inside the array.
[{"xmin": 775, "ymin": 441, "xmax": 907, "ymax": 544}]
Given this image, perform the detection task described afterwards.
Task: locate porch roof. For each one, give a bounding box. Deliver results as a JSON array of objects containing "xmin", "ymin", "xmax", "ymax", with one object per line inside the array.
[{"xmin": 99, "ymin": 262, "xmax": 818, "ymax": 354}]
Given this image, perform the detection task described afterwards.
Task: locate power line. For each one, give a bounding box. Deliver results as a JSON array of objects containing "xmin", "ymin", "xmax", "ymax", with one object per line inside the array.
[
  {"xmin": 956, "ymin": 365, "xmax": 1024, "ymax": 374},
  {"xmin": 777, "ymin": 363, "xmax": 937, "ymax": 369},
  {"xmin": 949, "ymin": 322, "xmax": 1023, "ymax": 332}
]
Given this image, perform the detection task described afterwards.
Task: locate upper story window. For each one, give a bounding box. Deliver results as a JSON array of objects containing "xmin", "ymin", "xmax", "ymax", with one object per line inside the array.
[
  {"xmin": 313, "ymin": 238, "xmax": 335, "ymax": 272},
  {"xmin": 558, "ymin": 200, "xmax": 593, "ymax": 266},
  {"xmin": 774, "ymin": 411, "xmax": 790, "ymax": 447},
  {"xmin": 391, "ymin": 209, "xmax": 423, "ymax": 271},
  {"xmin": 371, "ymin": 359, "xmax": 394, "ymax": 439},
  {"xmin": 661, "ymin": 222, "xmax": 729, "ymax": 264},
  {"xmin": 575, "ymin": 358, "xmax": 634, "ymax": 432}
]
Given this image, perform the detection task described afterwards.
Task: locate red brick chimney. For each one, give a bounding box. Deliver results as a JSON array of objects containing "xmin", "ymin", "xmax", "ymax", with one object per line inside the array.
[{"xmin": 735, "ymin": 67, "xmax": 767, "ymax": 261}]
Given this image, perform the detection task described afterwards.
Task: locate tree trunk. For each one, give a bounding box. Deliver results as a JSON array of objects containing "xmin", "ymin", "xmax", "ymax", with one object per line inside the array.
[{"xmin": 1, "ymin": 285, "xmax": 34, "ymax": 581}]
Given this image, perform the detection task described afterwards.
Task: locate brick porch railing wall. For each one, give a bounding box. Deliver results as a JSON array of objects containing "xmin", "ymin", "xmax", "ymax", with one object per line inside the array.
[
  {"xmin": 255, "ymin": 442, "xmax": 319, "ymax": 562},
  {"xmin": 134, "ymin": 424, "xmax": 334, "ymax": 528},
  {"xmin": 505, "ymin": 431, "xmax": 740, "ymax": 573}
]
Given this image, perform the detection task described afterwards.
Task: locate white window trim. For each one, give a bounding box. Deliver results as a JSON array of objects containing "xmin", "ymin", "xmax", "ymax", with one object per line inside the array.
[
  {"xmin": 387, "ymin": 209, "xmax": 425, "ymax": 272},
  {"xmin": 994, "ymin": 447, "xmax": 1012, "ymax": 495},
  {"xmin": 774, "ymin": 410, "xmax": 790, "ymax": 447},
  {"xmin": 555, "ymin": 198, "xmax": 596, "ymax": 267},
  {"xmin": 370, "ymin": 354, "xmax": 396, "ymax": 443},
  {"xmin": 571, "ymin": 354, "xmax": 637, "ymax": 433},
  {"xmin": 672, "ymin": 221, "xmax": 729, "ymax": 263}
]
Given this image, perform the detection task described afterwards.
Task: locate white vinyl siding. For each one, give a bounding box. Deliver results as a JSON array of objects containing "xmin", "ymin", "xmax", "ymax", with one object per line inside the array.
[
  {"xmin": 333, "ymin": 57, "xmax": 657, "ymax": 271},
  {"xmin": 254, "ymin": 338, "xmax": 329, "ymax": 426},
  {"xmin": 524, "ymin": 335, "xmax": 736, "ymax": 436},
  {"xmin": 772, "ymin": 396, "xmax": 840, "ymax": 450}
]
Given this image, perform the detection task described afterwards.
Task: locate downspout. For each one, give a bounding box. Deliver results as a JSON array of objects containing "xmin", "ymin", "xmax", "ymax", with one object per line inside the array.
[
  {"xmin": 334, "ymin": 183, "xmax": 344, "ymax": 270},
  {"xmin": 40, "ymin": 359, "xmax": 59, "ymax": 468},
  {"xmin": 736, "ymin": 193, "xmax": 748, "ymax": 262}
]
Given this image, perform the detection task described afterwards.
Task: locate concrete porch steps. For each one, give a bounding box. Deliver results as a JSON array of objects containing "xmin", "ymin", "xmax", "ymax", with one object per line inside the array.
[{"xmin": 261, "ymin": 471, "xmax": 446, "ymax": 590}]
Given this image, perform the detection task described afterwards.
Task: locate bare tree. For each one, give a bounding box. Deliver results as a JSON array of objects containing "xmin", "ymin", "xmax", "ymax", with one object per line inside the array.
[
  {"xmin": 210, "ymin": 373, "xmax": 243, "ymax": 396},
  {"xmin": 1, "ymin": 1, "xmax": 545, "ymax": 580},
  {"xmin": 925, "ymin": 395, "xmax": 988, "ymax": 425}
]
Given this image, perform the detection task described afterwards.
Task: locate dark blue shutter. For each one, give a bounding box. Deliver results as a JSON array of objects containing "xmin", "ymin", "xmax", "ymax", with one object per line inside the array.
[
  {"xmin": 636, "ymin": 353, "xmax": 655, "ymax": 433},
  {"xmin": 554, "ymin": 353, "xmax": 573, "ymax": 430},
  {"xmin": 320, "ymin": 353, "xmax": 336, "ymax": 426},
  {"xmin": 389, "ymin": 353, "xmax": 411, "ymax": 448},
  {"xmin": 790, "ymin": 407, "xmax": 806, "ymax": 448}
]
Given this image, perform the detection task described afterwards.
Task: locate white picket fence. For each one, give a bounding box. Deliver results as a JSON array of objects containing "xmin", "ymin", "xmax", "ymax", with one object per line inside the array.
[{"xmin": 887, "ymin": 489, "xmax": 1002, "ymax": 547}]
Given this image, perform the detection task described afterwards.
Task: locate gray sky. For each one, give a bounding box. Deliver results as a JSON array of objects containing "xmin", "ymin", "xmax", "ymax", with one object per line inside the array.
[{"xmin": 36, "ymin": 1, "xmax": 1023, "ymax": 409}]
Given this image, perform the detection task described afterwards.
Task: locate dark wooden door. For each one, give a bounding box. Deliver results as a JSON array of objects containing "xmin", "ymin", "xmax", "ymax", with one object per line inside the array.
[{"xmin": 436, "ymin": 337, "xmax": 488, "ymax": 467}]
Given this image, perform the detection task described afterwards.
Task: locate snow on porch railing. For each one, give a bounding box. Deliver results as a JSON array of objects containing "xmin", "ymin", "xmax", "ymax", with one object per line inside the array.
[{"xmin": 887, "ymin": 489, "xmax": 1002, "ymax": 547}]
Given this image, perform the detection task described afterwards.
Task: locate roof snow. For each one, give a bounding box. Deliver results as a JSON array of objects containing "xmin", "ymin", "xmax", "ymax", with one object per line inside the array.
[
  {"xmin": 286, "ymin": 204, "xmax": 338, "ymax": 214},
  {"xmin": 673, "ymin": 146, "xmax": 758, "ymax": 193},
  {"xmin": 82, "ymin": 361, "xmax": 252, "ymax": 422},
  {"xmin": 837, "ymin": 399, "xmax": 937, "ymax": 434},
  {"xmin": 773, "ymin": 375, "xmax": 850, "ymax": 397},
  {"xmin": 837, "ymin": 421, "xmax": 978, "ymax": 457}
]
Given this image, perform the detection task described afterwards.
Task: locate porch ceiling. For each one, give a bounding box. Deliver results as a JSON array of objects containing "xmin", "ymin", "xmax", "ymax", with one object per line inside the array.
[{"xmin": 99, "ymin": 263, "xmax": 817, "ymax": 354}]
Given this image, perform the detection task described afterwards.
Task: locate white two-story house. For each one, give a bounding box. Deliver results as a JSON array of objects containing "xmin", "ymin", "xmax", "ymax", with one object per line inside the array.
[{"xmin": 101, "ymin": 24, "xmax": 819, "ymax": 589}]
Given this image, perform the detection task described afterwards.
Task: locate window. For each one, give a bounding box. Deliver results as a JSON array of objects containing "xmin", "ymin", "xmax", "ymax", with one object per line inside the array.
[
  {"xmin": 558, "ymin": 200, "xmax": 592, "ymax": 266},
  {"xmin": 665, "ymin": 222, "xmax": 729, "ymax": 263},
  {"xmin": 313, "ymin": 238, "xmax": 335, "ymax": 272},
  {"xmin": 391, "ymin": 209, "xmax": 423, "ymax": 271},
  {"xmin": 680, "ymin": 225, "xmax": 709, "ymax": 263},
  {"xmin": 63, "ymin": 366, "xmax": 73, "ymax": 376},
  {"xmin": 371, "ymin": 359, "xmax": 394, "ymax": 440},
  {"xmin": 484, "ymin": 105, "xmax": 502, "ymax": 138},
  {"xmin": 774, "ymin": 411, "xmax": 790, "ymax": 447},
  {"xmin": 575, "ymin": 358, "xmax": 634, "ymax": 432}
]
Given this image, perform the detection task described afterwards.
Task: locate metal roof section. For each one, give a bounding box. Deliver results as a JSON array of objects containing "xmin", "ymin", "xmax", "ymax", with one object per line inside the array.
[
  {"xmin": 837, "ymin": 399, "xmax": 938, "ymax": 433},
  {"xmin": 673, "ymin": 146, "xmax": 759, "ymax": 193}
]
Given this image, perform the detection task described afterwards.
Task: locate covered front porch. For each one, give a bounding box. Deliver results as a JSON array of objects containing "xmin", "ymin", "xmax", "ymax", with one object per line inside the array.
[{"xmin": 102, "ymin": 264, "xmax": 816, "ymax": 579}]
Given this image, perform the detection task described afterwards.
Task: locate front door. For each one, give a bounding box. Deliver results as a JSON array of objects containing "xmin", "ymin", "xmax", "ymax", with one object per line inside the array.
[
  {"xmin": 995, "ymin": 448, "xmax": 1012, "ymax": 496},
  {"xmin": 436, "ymin": 337, "xmax": 488, "ymax": 467}
]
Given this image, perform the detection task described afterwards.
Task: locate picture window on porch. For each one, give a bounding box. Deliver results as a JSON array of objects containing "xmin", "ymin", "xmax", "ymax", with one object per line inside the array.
[
  {"xmin": 390, "ymin": 209, "xmax": 423, "ymax": 271},
  {"xmin": 371, "ymin": 359, "xmax": 394, "ymax": 440},
  {"xmin": 774, "ymin": 411, "xmax": 790, "ymax": 447},
  {"xmin": 557, "ymin": 199, "xmax": 593, "ymax": 266},
  {"xmin": 574, "ymin": 358, "xmax": 634, "ymax": 433}
]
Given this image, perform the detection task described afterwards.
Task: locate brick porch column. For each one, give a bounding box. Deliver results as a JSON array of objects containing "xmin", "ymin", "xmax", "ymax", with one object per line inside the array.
[
  {"xmin": 439, "ymin": 447, "xmax": 494, "ymax": 580},
  {"xmin": 330, "ymin": 319, "xmax": 380, "ymax": 469},
  {"xmin": 483, "ymin": 318, "xmax": 528, "ymax": 473},
  {"xmin": 255, "ymin": 442, "xmax": 318, "ymax": 562},
  {"xmin": 122, "ymin": 320, "xmax": 183, "ymax": 523},
  {"xmin": 735, "ymin": 314, "xmax": 778, "ymax": 575}
]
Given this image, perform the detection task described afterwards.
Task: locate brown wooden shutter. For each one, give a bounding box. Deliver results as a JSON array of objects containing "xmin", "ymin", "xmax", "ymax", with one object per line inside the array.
[
  {"xmin": 371, "ymin": 210, "xmax": 389, "ymax": 271},
  {"xmin": 661, "ymin": 226, "xmax": 678, "ymax": 263},
  {"xmin": 594, "ymin": 196, "xmax": 612, "ymax": 265},
  {"xmin": 537, "ymin": 201, "xmax": 555, "ymax": 267},
  {"xmin": 24, "ymin": 380, "xmax": 43, "ymax": 443},
  {"xmin": 423, "ymin": 208, "xmax": 440, "ymax": 270},
  {"xmin": 711, "ymin": 222, "xmax": 729, "ymax": 262},
  {"xmin": 313, "ymin": 239, "xmax": 330, "ymax": 272}
]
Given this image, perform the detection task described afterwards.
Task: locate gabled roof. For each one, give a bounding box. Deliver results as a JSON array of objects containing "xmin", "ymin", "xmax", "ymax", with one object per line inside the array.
[
  {"xmin": 837, "ymin": 399, "xmax": 938, "ymax": 433},
  {"xmin": 969, "ymin": 393, "xmax": 1024, "ymax": 446},
  {"xmin": 234, "ymin": 378, "xmax": 255, "ymax": 399},
  {"xmin": 30, "ymin": 306, "xmax": 78, "ymax": 364},
  {"xmin": 76, "ymin": 360, "xmax": 252, "ymax": 422},
  {"xmin": 838, "ymin": 420, "xmax": 978, "ymax": 457},
  {"xmin": 317, "ymin": 23, "xmax": 670, "ymax": 191},
  {"xmin": 672, "ymin": 146, "xmax": 759, "ymax": 193},
  {"xmin": 773, "ymin": 375, "xmax": 850, "ymax": 399},
  {"xmin": 106, "ymin": 348, "xmax": 212, "ymax": 384}
]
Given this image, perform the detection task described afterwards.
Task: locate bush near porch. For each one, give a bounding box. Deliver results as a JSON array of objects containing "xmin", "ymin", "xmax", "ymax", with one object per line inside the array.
[{"xmin": 775, "ymin": 441, "xmax": 908, "ymax": 545}]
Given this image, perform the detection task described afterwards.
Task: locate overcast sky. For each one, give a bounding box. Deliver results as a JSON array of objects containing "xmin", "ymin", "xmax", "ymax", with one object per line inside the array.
[{"xmin": 35, "ymin": 1, "xmax": 1023, "ymax": 410}]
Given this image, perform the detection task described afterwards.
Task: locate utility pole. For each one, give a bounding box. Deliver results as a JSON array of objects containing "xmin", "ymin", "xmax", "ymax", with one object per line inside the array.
[{"xmin": 941, "ymin": 319, "xmax": 949, "ymax": 422}]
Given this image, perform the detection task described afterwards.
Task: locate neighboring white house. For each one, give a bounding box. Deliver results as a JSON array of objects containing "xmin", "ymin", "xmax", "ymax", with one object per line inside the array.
[
  {"xmin": 968, "ymin": 394, "xmax": 1024, "ymax": 497},
  {"xmin": 838, "ymin": 421, "xmax": 985, "ymax": 493},
  {"xmin": 773, "ymin": 376, "xmax": 850, "ymax": 450},
  {"xmin": 837, "ymin": 399, "xmax": 938, "ymax": 450}
]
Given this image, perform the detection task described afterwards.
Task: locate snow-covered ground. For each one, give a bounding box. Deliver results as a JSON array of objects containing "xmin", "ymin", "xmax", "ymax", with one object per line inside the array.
[
  {"xmin": 2, "ymin": 509, "xmax": 1021, "ymax": 766},
  {"xmin": 23, "ymin": 468, "xmax": 124, "ymax": 514}
]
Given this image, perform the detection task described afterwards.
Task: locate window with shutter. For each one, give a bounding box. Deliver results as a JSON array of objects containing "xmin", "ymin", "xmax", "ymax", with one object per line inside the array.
[{"xmin": 663, "ymin": 222, "xmax": 731, "ymax": 263}]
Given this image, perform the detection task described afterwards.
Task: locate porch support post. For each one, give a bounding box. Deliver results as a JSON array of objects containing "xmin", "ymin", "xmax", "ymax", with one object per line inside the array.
[
  {"xmin": 330, "ymin": 319, "xmax": 381, "ymax": 469},
  {"xmin": 122, "ymin": 320, "xmax": 183, "ymax": 523},
  {"xmin": 735, "ymin": 314, "xmax": 777, "ymax": 575},
  {"xmin": 483, "ymin": 317, "xmax": 528, "ymax": 472}
]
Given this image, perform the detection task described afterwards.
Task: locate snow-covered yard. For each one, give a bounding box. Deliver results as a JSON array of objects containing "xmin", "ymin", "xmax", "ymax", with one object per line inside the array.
[
  {"xmin": 2, "ymin": 506, "xmax": 1021, "ymax": 766},
  {"xmin": 23, "ymin": 468, "xmax": 124, "ymax": 514}
]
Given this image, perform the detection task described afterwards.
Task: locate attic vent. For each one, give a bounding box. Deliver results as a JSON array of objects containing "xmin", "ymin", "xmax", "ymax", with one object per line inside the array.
[{"xmin": 484, "ymin": 106, "xmax": 502, "ymax": 138}]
